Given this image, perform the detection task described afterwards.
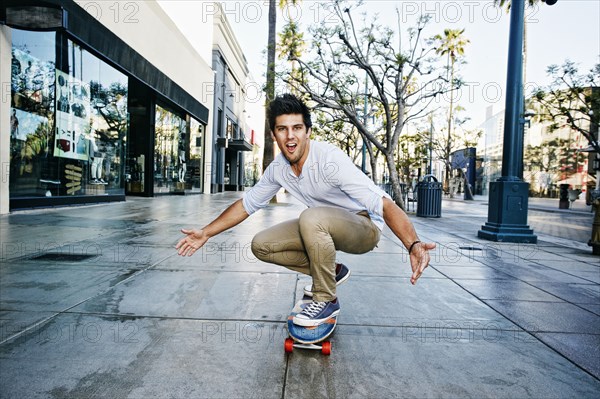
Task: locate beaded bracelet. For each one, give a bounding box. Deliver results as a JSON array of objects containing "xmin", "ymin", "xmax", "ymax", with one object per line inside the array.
[{"xmin": 408, "ymin": 240, "xmax": 421, "ymax": 254}]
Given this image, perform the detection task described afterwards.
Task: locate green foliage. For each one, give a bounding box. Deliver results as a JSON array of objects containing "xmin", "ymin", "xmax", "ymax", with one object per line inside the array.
[
  {"xmin": 533, "ymin": 60, "xmax": 600, "ymax": 153},
  {"xmin": 493, "ymin": 0, "xmax": 542, "ymax": 12},
  {"xmin": 396, "ymin": 133, "xmax": 428, "ymax": 181},
  {"xmin": 525, "ymin": 138, "xmax": 586, "ymax": 176}
]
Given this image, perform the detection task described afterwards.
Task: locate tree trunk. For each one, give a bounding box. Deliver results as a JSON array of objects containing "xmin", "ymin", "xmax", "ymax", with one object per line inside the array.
[
  {"xmin": 386, "ymin": 151, "xmax": 405, "ymax": 210},
  {"xmin": 444, "ymin": 57, "xmax": 455, "ymax": 195},
  {"xmin": 367, "ymin": 141, "xmax": 377, "ymax": 184},
  {"xmin": 262, "ymin": 0, "xmax": 277, "ymax": 174},
  {"xmin": 263, "ymin": 0, "xmax": 277, "ymax": 203}
]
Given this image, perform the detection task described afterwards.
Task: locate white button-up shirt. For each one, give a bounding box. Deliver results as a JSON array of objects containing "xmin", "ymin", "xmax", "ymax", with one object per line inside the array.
[{"xmin": 242, "ymin": 140, "xmax": 390, "ymax": 230}]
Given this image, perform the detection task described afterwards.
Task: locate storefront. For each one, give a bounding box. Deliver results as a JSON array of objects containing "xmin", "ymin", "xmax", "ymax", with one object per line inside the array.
[
  {"xmin": 1, "ymin": 0, "xmax": 211, "ymax": 211},
  {"xmin": 153, "ymin": 104, "xmax": 204, "ymax": 195},
  {"xmin": 8, "ymin": 28, "xmax": 128, "ymax": 206}
]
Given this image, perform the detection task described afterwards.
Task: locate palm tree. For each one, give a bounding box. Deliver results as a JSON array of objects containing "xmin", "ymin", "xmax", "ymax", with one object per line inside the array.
[
  {"xmin": 433, "ymin": 28, "xmax": 469, "ymax": 195},
  {"xmin": 262, "ymin": 0, "xmax": 301, "ymax": 184},
  {"xmin": 262, "ymin": 0, "xmax": 278, "ymax": 178},
  {"xmin": 277, "ymin": 17, "xmax": 305, "ymax": 94}
]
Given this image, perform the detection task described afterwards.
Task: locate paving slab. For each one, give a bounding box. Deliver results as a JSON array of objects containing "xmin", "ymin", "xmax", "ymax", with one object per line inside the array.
[
  {"xmin": 0, "ymin": 313, "xmax": 287, "ymax": 399},
  {"xmin": 482, "ymin": 300, "xmax": 600, "ymax": 334},
  {"xmin": 332, "ymin": 277, "xmax": 517, "ymax": 330},
  {"xmin": 499, "ymin": 263, "xmax": 597, "ymax": 285},
  {"xmin": 534, "ymin": 332, "xmax": 600, "ymax": 380},
  {"xmin": 70, "ymin": 269, "xmax": 297, "ymax": 322},
  {"xmin": 531, "ymin": 282, "xmax": 600, "ymax": 305},
  {"xmin": 0, "ymin": 261, "xmax": 131, "ymax": 312},
  {"xmin": 1, "ymin": 227, "xmax": 109, "ymax": 261},
  {"xmin": 284, "ymin": 325, "xmax": 600, "ymax": 399},
  {"xmin": 335, "ymin": 253, "xmax": 445, "ymax": 279},
  {"xmin": 453, "ymin": 279, "xmax": 565, "ymax": 302},
  {"xmin": 432, "ymin": 265, "xmax": 514, "ymax": 280},
  {"xmin": 0, "ymin": 310, "xmax": 58, "ymax": 344},
  {"xmin": 1, "ymin": 193, "xmax": 599, "ymax": 397}
]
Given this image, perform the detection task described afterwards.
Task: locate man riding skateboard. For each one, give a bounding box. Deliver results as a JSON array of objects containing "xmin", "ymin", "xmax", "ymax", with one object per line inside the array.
[{"xmin": 176, "ymin": 94, "xmax": 435, "ymax": 327}]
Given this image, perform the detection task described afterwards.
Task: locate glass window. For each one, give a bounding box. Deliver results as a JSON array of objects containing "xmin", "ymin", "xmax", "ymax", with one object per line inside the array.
[
  {"xmin": 226, "ymin": 118, "xmax": 233, "ymax": 140},
  {"xmin": 188, "ymin": 118, "xmax": 205, "ymax": 193},
  {"xmin": 226, "ymin": 118, "xmax": 238, "ymax": 140},
  {"xmin": 10, "ymin": 30, "xmax": 56, "ymax": 198},
  {"xmin": 154, "ymin": 106, "xmax": 205, "ymax": 194},
  {"xmin": 10, "ymin": 30, "xmax": 128, "ymax": 199},
  {"xmin": 154, "ymin": 105, "xmax": 187, "ymax": 194}
]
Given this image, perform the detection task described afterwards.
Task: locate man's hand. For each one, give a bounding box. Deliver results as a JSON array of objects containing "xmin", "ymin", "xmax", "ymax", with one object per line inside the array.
[
  {"xmin": 176, "ymin": 229, "xmax": 209, "ymax": 257},
  {"xmin": 409, "ymin": 241, "xmax": 436, "ymax": 285}
]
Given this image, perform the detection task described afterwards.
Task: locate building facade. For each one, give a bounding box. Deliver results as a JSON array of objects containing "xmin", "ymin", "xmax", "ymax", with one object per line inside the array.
[
  {"xmin": 478, "ymin": 103, "xmax": 593, "ymax": 198},
  {"xmin": 211, "ymin": 4, "xmax": 254, "ymax": 193},
  {"xmin": 1, "ymin": 1, "xmax": 258, "ymax": 214}
]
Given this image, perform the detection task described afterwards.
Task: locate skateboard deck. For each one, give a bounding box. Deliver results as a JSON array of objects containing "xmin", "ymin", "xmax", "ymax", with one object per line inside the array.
[{"xmin": 285, "ymin": 297, "xmax": 337, "ymax": 355}]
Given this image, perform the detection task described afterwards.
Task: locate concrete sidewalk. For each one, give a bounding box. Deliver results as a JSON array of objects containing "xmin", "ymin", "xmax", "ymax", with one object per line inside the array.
[
  {"xmin": 1, "ymin": 193, "xmax": 598, "ymax": 398},
  {"xmin": 444, "ymin": 194, "xmax": 594, "ymax": 214}
]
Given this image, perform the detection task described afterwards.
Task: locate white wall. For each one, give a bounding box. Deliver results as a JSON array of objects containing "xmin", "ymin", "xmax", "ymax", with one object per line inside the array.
[
  {"xmin": 75, "ymin": 1, "xmax": 214, "ymax": 102},
  {"xmin": 0, "ymin": 26, "xmax": 11, "ymax": 214},
  {"xmin": 157, "ymin": 1, "xmax": 213, "ymax": 64},
  {"xmin": 75, "ymin": 0, "xmax": 215, "ymax": 194}
]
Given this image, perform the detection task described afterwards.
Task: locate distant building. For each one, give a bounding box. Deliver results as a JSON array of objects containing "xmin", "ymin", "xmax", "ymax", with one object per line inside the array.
[
  {"xmin": 211, "ymin": 4, "xmax": 254, "ymax": 193},
  {"xmin": 478, "ymin": 98, "xmax": 593, "ymax": 198}
]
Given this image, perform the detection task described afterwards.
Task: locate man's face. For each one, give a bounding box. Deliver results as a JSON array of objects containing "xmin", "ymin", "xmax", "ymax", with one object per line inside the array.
[{"xmin": 272, "ymin": 113, "xmax": 310, "ymax": 167}]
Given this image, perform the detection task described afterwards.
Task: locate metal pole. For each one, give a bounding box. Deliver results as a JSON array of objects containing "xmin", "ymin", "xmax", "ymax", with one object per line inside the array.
[
  {"xmin": 478, "ymin": 0, "xmax": 537, "ymax": 243},
  {"xmin": 499, "ymin": 0, "xmax": 525, "ymax": 181},
  {"xmin": 428, "ymin": 116, "xmax": 433, "ymax": 175}
]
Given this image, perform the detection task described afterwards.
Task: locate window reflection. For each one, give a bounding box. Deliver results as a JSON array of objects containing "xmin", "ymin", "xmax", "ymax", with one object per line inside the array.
[
  {"xmin": 10, "ymin": 30, "xmax": 56, "ymax": 197},
  {"xmin": 189, "ymin": 118, "xmax": 204, "ymax": 192},
  {"xmin": 9, "ymin": 30, "xmax": 128, "ymax": 199},
  {"xmin": 154, "ymin": 106, "xmax": 205, "ymax": 193},
  {"xmin": 154, "ymin": 105, "xmax": 186, "ymax": 193}
]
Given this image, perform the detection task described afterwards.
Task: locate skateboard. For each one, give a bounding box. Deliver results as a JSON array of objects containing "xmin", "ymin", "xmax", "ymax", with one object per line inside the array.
[{"xmin": 285, "ymin": 297, "xmax": 337, "ymax": 355}]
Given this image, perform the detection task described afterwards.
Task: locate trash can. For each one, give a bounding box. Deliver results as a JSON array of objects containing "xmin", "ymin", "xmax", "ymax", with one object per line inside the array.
[
  {"xmin": 559, "ymin": 184, "xmax": 570, "ymax": 209},
  {"xmin": 416, "ymin": 175, "xmax": 442, "ymax": 218}
]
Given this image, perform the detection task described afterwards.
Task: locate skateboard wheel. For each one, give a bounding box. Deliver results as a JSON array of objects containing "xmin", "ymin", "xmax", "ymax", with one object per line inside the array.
[
  {"xmin": 321, "ymin": 341, "xmax": 331, "ymax": 355},
  {"xmin": 284, "ymin": 338, "xmax": 294, "ymax": 353}
]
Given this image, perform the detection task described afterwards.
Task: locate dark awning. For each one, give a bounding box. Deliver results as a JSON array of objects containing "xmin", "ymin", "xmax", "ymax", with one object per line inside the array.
[{"xmin": 217, "ymin": 138, "xmax": 253, "ymax": 151}]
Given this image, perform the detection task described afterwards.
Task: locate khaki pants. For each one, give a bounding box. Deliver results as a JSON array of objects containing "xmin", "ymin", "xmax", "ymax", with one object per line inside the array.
[{"xmin": 251, "ymin": 207, "xmax": 381, "ymax": 302}]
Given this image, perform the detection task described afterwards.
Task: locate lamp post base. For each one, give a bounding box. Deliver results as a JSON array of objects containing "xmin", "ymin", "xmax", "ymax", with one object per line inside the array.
[{"xmin": 478, "ymin": 180, "xmax": 537, "ymax": 243}]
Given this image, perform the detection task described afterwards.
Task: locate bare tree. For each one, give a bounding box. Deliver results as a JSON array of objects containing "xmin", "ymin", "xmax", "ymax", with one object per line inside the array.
[
  {"xmin": 533, "ymin": 61, "xmax": 599, "ymax": 254},
  {"xmin": 283, "ymin": 0, "xmax": 450, "ymax": 208}
]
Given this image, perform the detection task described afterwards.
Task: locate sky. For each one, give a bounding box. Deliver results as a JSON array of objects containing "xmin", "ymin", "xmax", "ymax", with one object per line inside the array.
[{"xmin": 218, "ymin": 0, "xmax": 600, "ymax": 129}]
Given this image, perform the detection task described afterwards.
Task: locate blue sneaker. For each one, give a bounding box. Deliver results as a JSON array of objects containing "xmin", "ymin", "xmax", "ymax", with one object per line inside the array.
[
  {"xmin": 303, "ymin": 263, "xmax": 350, "ymax": 297},
  {"xmin": 293, "ymin": 299, "xmax": 340, "ymax": 327}
]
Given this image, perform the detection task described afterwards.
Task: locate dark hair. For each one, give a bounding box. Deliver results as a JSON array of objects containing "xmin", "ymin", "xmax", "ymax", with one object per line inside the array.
[{"xmin": 267, "ymin": 94, "xmax": 312, "ymax": 132}]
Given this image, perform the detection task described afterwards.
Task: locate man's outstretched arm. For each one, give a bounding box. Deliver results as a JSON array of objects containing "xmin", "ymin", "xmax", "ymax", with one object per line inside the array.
[
  {"xmin": 382, "ymin": 197, "xmax": 436, "ymax": 285},
  {"xmin": 176, "ymin": 199, "xmax": 249, "ymax": 257}
]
